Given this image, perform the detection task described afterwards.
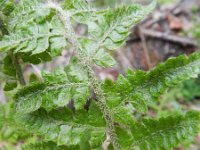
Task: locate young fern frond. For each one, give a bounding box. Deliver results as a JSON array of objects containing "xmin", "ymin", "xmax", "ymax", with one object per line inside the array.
[{"xmin": 1, "ymin": 0, "xmax": 200, "ymax": 149}]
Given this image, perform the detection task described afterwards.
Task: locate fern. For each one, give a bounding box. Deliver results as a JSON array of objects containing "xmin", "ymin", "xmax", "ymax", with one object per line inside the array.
[
  {"xmin": 14, "ymin": 69, "xmax": 90, "ymax": 113},
  {"xmin": 117, "ymin": 111, "xmax": 200, "ymax": 150},
  {"xmin": 0, "ymin": 0, "xmax": 67, "ymax": 63},
  {"xmin": 0, "ymin": 0, "xmax": 14, "ymax": 37},
  {"xmin": 103, "ymin": 52, "xmax": 200, "ymax": 114},
  {"xmin": 164, "ymin": 78, "xmax": 200, "ymax": 102},
  {"xmin": 1, "ymin": 0, "xmax": 200, "ymax": 149},
  {"xmin": 0, "ymin": 103, "xmax": 30, "ymax": 145},
  {"xmin": 15, "ymin": 103, "xmax": 105, "ymax": 149},
  {"xmin": 0, "ymin": 0, "xmax": 14, "ymax": 16},
  {"xmin": 87, "ymin": 1, "xmax": 156, "ymax": 51}
]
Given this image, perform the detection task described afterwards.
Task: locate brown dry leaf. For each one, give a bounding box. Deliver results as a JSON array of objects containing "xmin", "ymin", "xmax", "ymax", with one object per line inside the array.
[{"xmin": 167, "ymin": 15, "xmax": 183, "ymax": 30}]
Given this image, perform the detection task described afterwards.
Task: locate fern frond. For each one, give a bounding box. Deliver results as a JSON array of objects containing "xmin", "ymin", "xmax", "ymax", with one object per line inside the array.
[
  {"xmin": 0, "ymin": 1, "xmax": 67, "ymax": 63},
  {"xmin": 15, "ymin": 102, "xmax": 105, "ymax": 149},
  {"xmin": 116, "ymin": 111, "xmax": 200, "ymax": 150},
  {"xmin": 107, "ymin": 52, "xmax": 200, "ymax": 113},
  {"xmin": 14, "ymin": 69, "xmax": 89, "ymax": 114},
  {"xmin": 87, "ymin": 1, "xmax": 156, "ymax": 50},
  {"xmin": 2, "ymin": 1, "xmax": 200, "ymax": 150},
  {"xmin": 0, "ymin": 103, "xmax": 30, "ymax": 143},
  {"xmin": 102, "ymin": 51, "xmax": 200, "ymax": 132},
  {"xmin": 64, "ymin": 0, "xmax": 155, "ymax": 51}
]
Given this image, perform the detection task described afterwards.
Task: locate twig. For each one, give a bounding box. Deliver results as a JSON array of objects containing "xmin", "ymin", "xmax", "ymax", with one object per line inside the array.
[
  {"xmin": 116, "ymin": 50, "xmax": 136, "ymax": 73},
  {"xmin": 138, "ymin": 28, "xmax": 197, "ymax": 46},
  {"xmin": 139, "ymin": 27, "xmax": 152, "ymax": 70}
]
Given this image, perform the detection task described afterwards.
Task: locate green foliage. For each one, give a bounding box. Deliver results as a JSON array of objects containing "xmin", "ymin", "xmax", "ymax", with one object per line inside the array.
[
  {"xmin": 0, "ymin": 0, "xmax": 14, "ymax": 16},
  {"xmin": 86, "ymin": 1, "xmax": 156, "ymax": 51},
  {"xmin": 13, "ymin": 52, "xmax": 200, "ymax": 149},
  {"xmin": 79, "ymin": 37, "xmax": 117, "ymax": 67},
  {"xmin": 163, "ymin": 78, "xmax": 200, "ymax": 102},
  {"xmin": 14, "ymin": 69, "xmax": 90, "ymax": 113},
  {"xmin": 103, "ymin": 52, "xmax": 200, "ymax": 114},
  {"xmin": 0, "ymin": 0, "xmax": 14, "ymax": 38},
  {"xmin": 0, "ymin": 103, "xmax": 30, "ymax": 145},
  {"xmin": 117, "ymin": 111, "xmax": 200, "ymax": 150},
  {"xmin": 2, "ymin": 54, "xmax": 17, "ymax": 91},
  {"xmin": 1, "ymin": 0, "xmax": 200, "ymax": 149},
  {"xmin": 15, "ymin": 103, "xmax": 105, "ymax": 149},
  {"xmin": 22, "ymin": 142, "xmax": 69, "ymax": 150},
  {"xmin": 0, "ymin": 0, "xmax": 68, "ymax": 64}
]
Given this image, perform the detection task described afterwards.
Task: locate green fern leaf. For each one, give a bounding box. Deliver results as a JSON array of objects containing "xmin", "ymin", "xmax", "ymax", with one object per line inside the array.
[
  {"xmin": 0, "ymin": 103, "xmax": 30, "ymax": 143},
  {"xmin": 114, "ymin": 52, "xmax": 200, "ymax": 113},
  {"xmin": 0, "ymin": 1, "xmax": 67, "ymax": 63},
  {"xmin": 14, "ymin": 69, "xmax": 89, "ymax": 114},
  {"xmin": 63, "ymin": 0, "xmax": 156, "ymax": 56},
  {"xmin": 87, "ymin": 1, "xmax": 156, "ymax": 50},
  {"xmin": 116, "ymin": 111, "xmax": 200, "ymax": 150},
  {"xmin": 2, "ymin": 1, "xmax": 200, "ymax": 149},
  {"xmin": 103, "ymin": 52, "xmax": 200, "ymax": 129},
  {"xmin": 16, "ymin": 102, "xmax": 106, "ymax": 149}
]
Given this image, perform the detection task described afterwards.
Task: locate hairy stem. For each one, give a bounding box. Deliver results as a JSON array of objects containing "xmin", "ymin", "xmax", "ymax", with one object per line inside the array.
[
  {"xmin": 10, "ymin": 52, "xmax": 26, "ymax": 85},
  {"xmin": 76, "ymin": 52, "xmax": 119, "ymax": 149},
  {"xmin": 0, "ymin": 16, "xmax": 26, "ymax": 86},
  {"xmin": 48, "ymin": 3, "xmax": 120, "ymax": 149}
]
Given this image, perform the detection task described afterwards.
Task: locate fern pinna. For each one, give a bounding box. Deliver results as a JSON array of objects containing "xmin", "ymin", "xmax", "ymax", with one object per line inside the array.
[{"xmin": 0, "ymin": 0, "xmax": 200, "ymax": 149}]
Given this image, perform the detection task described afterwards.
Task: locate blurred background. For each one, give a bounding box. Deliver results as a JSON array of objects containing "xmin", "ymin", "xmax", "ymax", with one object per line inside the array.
[{"xmin": 0, "ymin": 0, "xmax": 200, "ymax": 149}]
